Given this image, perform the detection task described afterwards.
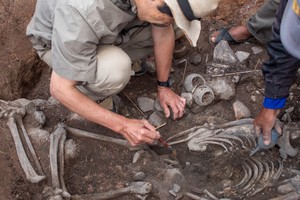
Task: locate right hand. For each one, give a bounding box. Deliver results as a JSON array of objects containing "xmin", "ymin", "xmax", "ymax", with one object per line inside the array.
[
  {"xmin": 120, "ymin": 118, "xmax": 161, "ymax": 146},
  {"xmin": 253, "ymin": 108, "xmax": 282, "ymax": 145}
]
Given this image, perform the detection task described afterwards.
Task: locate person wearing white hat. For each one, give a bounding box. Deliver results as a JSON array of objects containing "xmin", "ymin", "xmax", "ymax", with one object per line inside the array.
[
  {"xmin": 254, "ymin": 0, "xmax": 300, "ymax": 146},
  {"xmin": 26, "ymin": 0, "xmax": 220, "ymax": 146}
]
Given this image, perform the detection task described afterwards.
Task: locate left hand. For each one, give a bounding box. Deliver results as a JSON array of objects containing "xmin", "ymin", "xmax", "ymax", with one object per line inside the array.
[{"xmin": 157, "ymin": 86, "xmax": 186, "ymax": 119}]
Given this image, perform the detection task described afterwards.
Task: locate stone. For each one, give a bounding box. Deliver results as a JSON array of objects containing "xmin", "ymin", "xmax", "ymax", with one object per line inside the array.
[
  {"xmin": 189, "ymin": 53, "xmax": 202, "ymax": 66},
  {"xmin": 133, "ymin": 172, "xmax": 146, "ymax": 181},
  {"xmin": 232, "ymin": 100, "xmax": 251, "ymax": 120},
  {"xmin": 213, "ymin": 40, "xmax": 237, "ymax": 63},
  {"xmin": 154, "ymin": 98, "xmax": 163, "ymax": 112},
  {"xmin": 251, "ymin": 46, "xmax": 263, "ymax": 54},
  {"xmin": 28, "ymin": 128, "xmax": 50, "ymax": 144},
  {"xmin": 207, "ymin": 78, "xmax": 236, "ymax": 100},
  {"xmin": 148, "ymin": 111, "xmax": 166, "ymax": 127},
  {"xmin": 235, "ymin": 51, "xmax": 250, "ymax": 62},
  {"xmin": 65, "ymin": 139, "xmax": 79, "ymax": 160},
  {"xmin": 137, "ymin": 97, "xmax": 155, "ymax": 113}
]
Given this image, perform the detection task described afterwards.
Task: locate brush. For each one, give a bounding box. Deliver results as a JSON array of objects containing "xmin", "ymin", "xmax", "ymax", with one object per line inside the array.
[{"xmin": 155, "ymin": 123, "xmax": 177, "ymax": 158}]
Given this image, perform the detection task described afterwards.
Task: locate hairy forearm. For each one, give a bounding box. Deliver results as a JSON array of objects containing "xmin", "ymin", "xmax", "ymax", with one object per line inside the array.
[
  {"xmin": 152, "ymin": 24, "xmax": 175, "ymax": 82},
  {"xmin": 50, "ymin": 71, "xmax": 127, "ymax": 134}
]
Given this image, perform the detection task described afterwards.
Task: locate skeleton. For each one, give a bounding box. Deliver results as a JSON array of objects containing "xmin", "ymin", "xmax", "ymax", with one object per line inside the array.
[
  {"xmin": 2, "ymin": 97, "xmax": 299, "ymax": 199},
  {"xmin": 0, "ymin": 100, "xmax": 45, "ymax": 183}
]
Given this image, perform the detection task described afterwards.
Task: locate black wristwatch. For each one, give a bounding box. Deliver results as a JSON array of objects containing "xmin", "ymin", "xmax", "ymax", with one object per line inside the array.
[{"xmin": 157, "ymin": 78, "xmax": 171, "ymax": 87}]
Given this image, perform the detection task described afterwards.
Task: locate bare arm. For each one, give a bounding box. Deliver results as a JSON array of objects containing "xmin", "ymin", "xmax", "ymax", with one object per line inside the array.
[
  {"xmin": 152, "ymin": 24, "xmax": 186, "ymax": 119},
  {"xmin": 50, "ymin": 71, "xmax": 160, "ymax": 146}
]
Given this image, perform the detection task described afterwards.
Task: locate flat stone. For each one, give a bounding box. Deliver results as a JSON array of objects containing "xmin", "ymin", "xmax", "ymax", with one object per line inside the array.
[
  {"xmin": 251, "ymin": 46, "xmax": 263, "ymax": 54},
  {"xmin": 137, "ymin": 97, "xmax": 155, "ymax": 113},
  {"xmin": 207, "ymin": 78, "xmax": 236, "ymax": 100},
  {"xmin": 148, "ymin": 110, "xmax": 166, "ymax": 127},
  {"xmin": 235, "ymin": 51, "xmax": 250, "ymax": 62},
  {"xmin": 189, "ymin": 53, "xmax": 202, "ymax": 66},
  {"xmin": 232, "ymin": 100, "xmax": 251, "ymax": 120},
  {"xmin": 213, "ymin": 40, "xmax": 237, "ymax": 63},
  {"xmin": 133, "ymin": 172, "xmax": 146, "ymax": 181},
  {"xmin": 154, "ymin": 98, "xmax": 163, "ymax": 112}
]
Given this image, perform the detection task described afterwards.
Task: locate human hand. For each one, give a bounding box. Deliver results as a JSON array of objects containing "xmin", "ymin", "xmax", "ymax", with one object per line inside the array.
[
  {"xmin": 120, "ymin": 118, "xmax": 161, "ymax": 146},
  {"xmin": 157, "ymin": 87, "xmax": 186, "ymax": 119},
  {"xmin": 253, "ymin": 108, "xmax": 282, "ymax": 145}
]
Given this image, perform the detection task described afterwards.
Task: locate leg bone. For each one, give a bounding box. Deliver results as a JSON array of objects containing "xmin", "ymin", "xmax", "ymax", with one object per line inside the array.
[
  {"xmin": 58, "ymin": 129, "xmax": 71, "ymax": 198},
  {"xmin": 50, "ymin": 125, "xmax": 64, "ymax": 189},
  {"xmin": 7, "ymin": 117, "xmax": 45, "ymax": 183},
  {"xmin": 65, "ymin": 126, "xmax": 141, "ymax": 151},
  {"xmin": 71, "ymin": 181, "xmax": 152, "ymax": 200},
  {"xmin": 16, "ymin": 116, "xmax": 44, "ymax": 175}
]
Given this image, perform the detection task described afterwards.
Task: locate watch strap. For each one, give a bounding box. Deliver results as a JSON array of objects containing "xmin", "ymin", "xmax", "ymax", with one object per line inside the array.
[{"xmin": 157, "ymin": 78, "xmax": 171, "ymax": 87}]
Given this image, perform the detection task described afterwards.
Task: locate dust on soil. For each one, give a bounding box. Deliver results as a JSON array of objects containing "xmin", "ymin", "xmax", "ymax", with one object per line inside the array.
[{"xmin": 1, "ymin": 0, "xmax": 300, "ymax": 200}]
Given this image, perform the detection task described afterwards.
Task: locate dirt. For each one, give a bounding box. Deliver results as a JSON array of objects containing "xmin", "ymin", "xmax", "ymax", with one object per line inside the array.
[{"xmin": 0, "ymin": 0, "xmax": 300, "ymax": 200}]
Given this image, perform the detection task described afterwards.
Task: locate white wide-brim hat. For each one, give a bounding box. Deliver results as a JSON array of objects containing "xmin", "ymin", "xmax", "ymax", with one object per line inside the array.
[
  {"xmin": 165, "ymin": 0, "xmax": 220, "ymax": 47},
  {"xmin": 281, "ymin": 0, "xmax": 300, "ymax": 59}
]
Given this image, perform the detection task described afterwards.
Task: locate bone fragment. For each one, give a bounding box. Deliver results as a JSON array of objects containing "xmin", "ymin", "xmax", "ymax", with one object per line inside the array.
[
  {"xmin": 58, "ymin": 130, "xmax": 70, "ymax": 198},
  {"xmin": 270, "ymin": 159, "xmax": 284, "ymax": 185},
  {"xmin": 242, "ymin": 158, "xmax": 264, "ymax": 194},
  {"xmin": 217, "ymin": 134, "xmax": 247, "ymax": 149},
  {"xmin": 16, "ymin": 116, "xmax": 44, "ymax": 175},
  {"xmin": 251, "ymin": 160, "xmax": 271, "ymax": 196},
  {"xmin": 277, "ymin": 126, "xmax": 298, "ymax": 159},
  {"xmin": 7, "ymin": 117, "xmax": 45, "ymax": 183},
  {"xmin": 198, "ymin": 141, "xmax": 229, "ymax": 151},
  {"xmin": 184, "ymin": 192, "xmax": 208, "ymax": 200},
  {"xmin": 167, "ymin": 127, "xmax": 209, "ymax": 143},
  {"xmin": 241, "ymin": 159, "xmax": 259, "ymax": 194},
  {"xmin": 234, "ymin": 162, "xmax": 252, "ymax": 189},
  {"xmin": 203, "ymin": 189, "xmax": 218, "ymax": 200},
  {"xmin": 65, "ymin": 126, "xmax": 141, "ymax": 151},
  {"xmin": 71, "ymin": 181, "xmax": 152, "ymax": 200},
  {"xmin": 199, "ymin": 137, "xmax": 234, "ymax": 147},
  {"xmin": 50, "ymin": 125, "xmax": 64, "ymax": 189},
  {"xmin": 208, "ymin": 118, "xmax": 253, "ymax": 129}
]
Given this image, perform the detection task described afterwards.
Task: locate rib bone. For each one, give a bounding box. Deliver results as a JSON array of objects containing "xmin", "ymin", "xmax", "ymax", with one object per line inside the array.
[
  {"xmin": 7, "ymin": 117, "xmax": 45, "ymax": 183},
  {"xmin": 71, "ymin": 181, "xmax": 152, "ymax": 200}
]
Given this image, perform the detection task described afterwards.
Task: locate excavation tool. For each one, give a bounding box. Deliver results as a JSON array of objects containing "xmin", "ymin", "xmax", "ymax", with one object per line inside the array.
[
  {"xmin": 150, "ymin": 123, "xmax": 177, "ymax": 158},
  {"xmin": 250, "ymin": 128, "xmax": 280, "ymax": 156}
]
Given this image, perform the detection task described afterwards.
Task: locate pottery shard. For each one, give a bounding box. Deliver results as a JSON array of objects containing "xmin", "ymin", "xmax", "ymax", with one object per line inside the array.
[{"xmin": 232, "ymin": 100, "xmax": 251, "ymax": 120}]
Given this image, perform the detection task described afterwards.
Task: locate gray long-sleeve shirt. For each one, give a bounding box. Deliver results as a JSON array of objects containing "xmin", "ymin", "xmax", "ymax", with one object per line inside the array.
[{"xmin": 26, "ymin": 0, "xmax": 136, "ymax": 82}]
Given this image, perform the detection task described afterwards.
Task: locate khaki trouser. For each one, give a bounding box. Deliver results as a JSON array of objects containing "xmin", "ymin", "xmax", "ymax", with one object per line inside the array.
[
  {"xmin": 247, "ymin": 0, "xmax": 280, "ymax": 43},
  {"xmin": 40, "ymin": 20, "xmax": 154, "ymax": 101}
]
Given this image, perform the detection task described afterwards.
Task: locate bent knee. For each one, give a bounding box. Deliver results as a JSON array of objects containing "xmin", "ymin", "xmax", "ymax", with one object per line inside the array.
[{"xmin": 96, "ymin": 45, "xmax": 131, "ymax": 86}]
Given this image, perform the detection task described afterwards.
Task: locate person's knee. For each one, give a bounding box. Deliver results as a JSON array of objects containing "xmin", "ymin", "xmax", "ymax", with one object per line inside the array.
[{"xmin": 96, "ymin": 45, "xmax": 131, "ymax": 88}]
